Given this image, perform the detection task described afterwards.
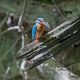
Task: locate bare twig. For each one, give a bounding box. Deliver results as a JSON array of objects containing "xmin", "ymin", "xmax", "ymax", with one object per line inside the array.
[
  {"xmin": 0, "ymin": 15, "xmax": 8, "ymax": 29},
  {"xmin": 0, "ymin": 26, "xmax": 19, "ymax": 37},
  {"xmin": 0, "ymin": 35, "xmax": 21, "ymax": 61},
  {"xmin": 51, "ymin": 0, "xmax": 68, "ymax": 19},
  {"xmin": 3, "ymin": 66, "xmax": 10, "ymax": 80}
]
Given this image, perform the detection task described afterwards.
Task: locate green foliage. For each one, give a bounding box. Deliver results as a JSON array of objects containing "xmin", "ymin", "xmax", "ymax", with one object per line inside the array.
[
  {"xmin": 0, "ymin": 25, "xmax": 20, "ymax": 79},
  {"xmin": 35, "ymin": 0, "xmax": 52, "ymax": 4},
  {"xmin": 0, "ymin": 0, "xmax": 80, "ymax": 79}
]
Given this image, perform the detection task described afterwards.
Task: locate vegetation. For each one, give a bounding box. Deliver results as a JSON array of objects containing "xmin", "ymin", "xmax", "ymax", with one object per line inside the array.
[{"xmin": 0, "ymin": 0, "xmax": 80, "ymax": 80}]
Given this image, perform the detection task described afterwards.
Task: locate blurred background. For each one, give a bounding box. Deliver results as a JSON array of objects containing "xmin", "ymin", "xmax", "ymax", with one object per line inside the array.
[{"xmin": 0, "ymin": 0, "xmax": 80, "ymax": 80}]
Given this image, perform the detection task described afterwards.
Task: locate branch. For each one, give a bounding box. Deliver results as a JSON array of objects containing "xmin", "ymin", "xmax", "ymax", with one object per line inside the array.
[
  {"xmin": 3, "ymin": 66, "xmax": 10, "ymax": 80},
  {"xmin": 47, "ymin": 16, "xmax": 80, "ymax": 35},
  {"xmin": 0, "ymin": 26, "xmax": 19, "ymax": 37},
  {"xmin": 0, "ymin": 14, "xmax": 8, "ymax": 29},
  {"xmin": 18, "ymin": 0, "xmax": 27, "ymax": 33},
  {"xmin": 0, "ymin": 35, "xmax": 21, "ymax": 62}
]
